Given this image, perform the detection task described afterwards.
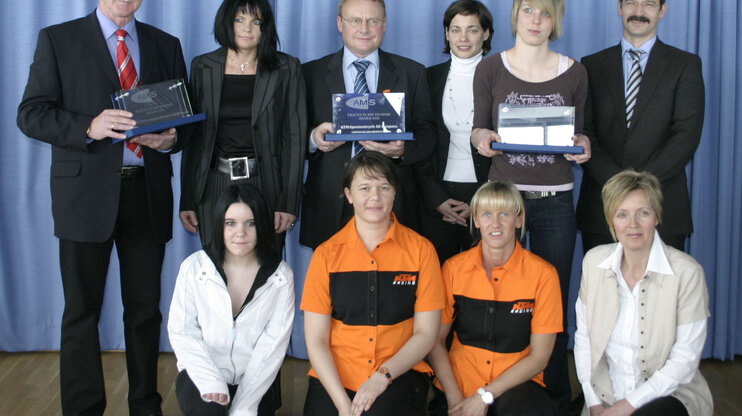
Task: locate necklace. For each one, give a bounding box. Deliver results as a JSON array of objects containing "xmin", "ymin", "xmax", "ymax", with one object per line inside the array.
[
  {"xmin": 446, "ymin": 75, "xmax": 474, "ymax": 127},
  {"xmin": 227, "ymin": 53, "xmax": 255, "ymax": 74}
]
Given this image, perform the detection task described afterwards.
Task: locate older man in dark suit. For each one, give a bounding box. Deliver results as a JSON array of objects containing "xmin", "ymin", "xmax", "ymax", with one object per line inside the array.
[
  {"xmin": 299, "ymin": 0, "xmax": 434, "ymax": 249},
  {"xmin": 17, "ymin": 0, "xmax": 186, "ymax": 414},
  {"xmin": 577, "ymin": 0, "xmax": 704, "ymax": 253}
]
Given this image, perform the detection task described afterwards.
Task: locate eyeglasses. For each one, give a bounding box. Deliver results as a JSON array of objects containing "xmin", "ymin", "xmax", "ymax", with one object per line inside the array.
[
  {"xmin": 341, "ymin": 17, "xmax": 384, "ymax": 28},
  {"xmin": 622, "ymin": 0, "xmax": 661, "ymax": 9}
]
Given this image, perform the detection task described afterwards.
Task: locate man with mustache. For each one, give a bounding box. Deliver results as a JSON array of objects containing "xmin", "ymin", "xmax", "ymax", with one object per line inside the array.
[
  {"xmin": 17, "ymin": 0, "xmax": 186, "ymax": 414},
  {"xmin": 577, "ymin": 0, "xmax": 705, "ymax": 253}
]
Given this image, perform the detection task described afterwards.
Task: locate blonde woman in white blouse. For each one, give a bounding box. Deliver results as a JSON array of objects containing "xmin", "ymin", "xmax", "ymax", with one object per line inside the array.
[{"xmin": 574, "ymin": 170, "xmax": 712, "ymax": 416}]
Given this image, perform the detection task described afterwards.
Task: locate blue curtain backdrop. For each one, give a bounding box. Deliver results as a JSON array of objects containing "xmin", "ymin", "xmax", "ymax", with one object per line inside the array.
[{"xmin": 1, "ymin": 0, "xmax": 739, "ymax": 361}]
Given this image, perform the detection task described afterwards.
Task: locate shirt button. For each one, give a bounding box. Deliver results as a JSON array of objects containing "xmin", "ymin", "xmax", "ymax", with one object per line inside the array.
[
  {"xmin": 371, "ymin": 260, "xmax": 374, "ymax": 264},
  {"xmin": 338, "ymin": 194, "xmax": 344, "ymax": 199},
  {"xmin": 370, "ymin": 312, "xmax": 374, "ymax": 318},
  {"xmin": 369, "ymin": 338, "xmax": 373, "ymax": 342},
  {"xmin": 368, "ymin": 360, "xmax": 372, "ymax": 364},
  {"xmin": 494, "ymin": 278, "xmax": 499, "ymax": 282},
  {"xmin": 488, "ymin": 307, "xmax": 494, "ymax": 314},
  {"xmin": 486, "ymin": 360, "xmax": 491, "ymax": 364},
  {"xmin": 370, "ymin": 286, "xmax": 375, "ymax": 292}
]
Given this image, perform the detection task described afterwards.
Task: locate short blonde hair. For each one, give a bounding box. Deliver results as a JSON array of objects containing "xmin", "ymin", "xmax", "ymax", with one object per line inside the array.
[
  {"xmin": 601, "ymin": 170, "xmax": 663, "ymax": 241},
  {"xmin": 470, "ymin": 181, "xmax": 526, "ymax": 240},
  {"xmin": 510, "ymin": 0, "xmax": 564, "ymax": 41},
  {"xmin": 338, "ymin": 0, "xmax": 386, "ymax": 17}
]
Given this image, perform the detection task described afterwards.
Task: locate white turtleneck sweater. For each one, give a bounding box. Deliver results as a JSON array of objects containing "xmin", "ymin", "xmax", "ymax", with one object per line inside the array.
[{"xmin": 442, "ymin": 52, "xmax": 482, "ymax": 183}]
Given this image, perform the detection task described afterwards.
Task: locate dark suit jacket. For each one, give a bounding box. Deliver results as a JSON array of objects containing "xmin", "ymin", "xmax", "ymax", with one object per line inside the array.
[
  {"xmin": 299, "ymin": 49, "xmax": 434, "ymax": 249},
  {"xmin": 576, "ymin": 40, "xmax": 704, "ymax": 237},
  {"xmin": 179, "ymin": 48, "xmax": 307, "ymax": 216},
  {"xmin": 17, "ymin": 12, "xmax": 187, "ymax": 244},
  {"xmin": 416, "ymin": 60, "xmax": 489, "ymax": 212}
]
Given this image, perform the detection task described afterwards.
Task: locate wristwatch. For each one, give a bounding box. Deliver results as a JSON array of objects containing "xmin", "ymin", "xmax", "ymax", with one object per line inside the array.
[
  {"xmin": 477, "ymin": 387, "xmax": 494, "ymax": 405},
  {"xmin": 376, "ymin": 366, "xmax": 393, "ymax": 384}
]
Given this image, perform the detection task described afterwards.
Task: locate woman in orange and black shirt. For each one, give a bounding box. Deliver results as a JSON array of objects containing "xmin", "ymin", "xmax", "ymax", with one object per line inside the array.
[{"xmin": 429, "ymin": 181, "xmax": 562, "ymax": 416}]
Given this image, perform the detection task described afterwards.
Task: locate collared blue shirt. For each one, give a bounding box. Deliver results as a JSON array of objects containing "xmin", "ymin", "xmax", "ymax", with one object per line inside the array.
[
  {"xmin": 341, "ymin": 47, "xmax": 380, "ymax": 93},
  {"xmin": 96, "ymin": 8, "xmax": 143, "ymax": 166},
  {"xmin": 621, "ymin": 36, "xmax": 656, "ymax": 92}
]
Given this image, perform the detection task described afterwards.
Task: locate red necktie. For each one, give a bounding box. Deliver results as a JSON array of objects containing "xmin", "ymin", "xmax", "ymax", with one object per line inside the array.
[{"xmin": 115, "ymin": 29, "xmax": 142, "ymax": 158}]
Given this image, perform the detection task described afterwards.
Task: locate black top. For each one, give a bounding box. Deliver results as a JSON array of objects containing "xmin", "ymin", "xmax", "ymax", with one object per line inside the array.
[{"xmin": 215, "ymin": 74, "xmax": 256, "ymax": 157}]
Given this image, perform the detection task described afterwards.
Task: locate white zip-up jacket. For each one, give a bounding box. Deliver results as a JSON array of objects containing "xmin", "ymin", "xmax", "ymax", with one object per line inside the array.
[{"xmin": 168, "ymin": 250, "xmax": 295, "ymax": 415}]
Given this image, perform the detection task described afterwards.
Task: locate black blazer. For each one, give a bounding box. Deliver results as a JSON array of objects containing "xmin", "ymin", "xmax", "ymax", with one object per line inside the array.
[
  {"xmin": 299, "ymin": 49, "xmax": 434, "ymax": 249},
  {"xmin": 576, "ymin": 40, "xmax": 705, "ymax": 236},
  {"xmin": 415, "ymin": 60, "xmax": 490, "ymax": 212},
  {"xmin": 17, "ymin": 12, "xmax": 187, "ymax": 243},
  {"xmin": 179, "ymin": 48, "xmax": 307, "ymax": 216}
]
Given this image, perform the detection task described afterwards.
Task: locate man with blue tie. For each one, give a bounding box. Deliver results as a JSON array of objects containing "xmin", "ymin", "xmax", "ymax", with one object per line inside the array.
[
  {"xmin": 17, "ymin": 0, "xmax": 186, "ymax": 414},
  {"xmin": 300, "ymin": 0, "xmax": 435, "ymax": 249},
  {"xmin": 577, "ymin": 0, "xmax": 705, "ymax": 253}
]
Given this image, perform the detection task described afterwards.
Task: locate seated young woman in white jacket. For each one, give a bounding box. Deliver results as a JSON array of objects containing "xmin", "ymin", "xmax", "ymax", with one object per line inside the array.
[{"xmin": 168, "ymin": 183, "xmax": 295, "ymax": 416}]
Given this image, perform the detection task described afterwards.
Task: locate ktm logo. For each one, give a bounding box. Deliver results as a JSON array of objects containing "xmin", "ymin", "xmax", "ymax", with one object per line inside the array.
[
  {"xmin": 392, "ymin": 273, "xmax": 417, "ymax": 286},
  {"xmin": 510, "ymin": 301, "xmax": 534, "ymax": 314}
]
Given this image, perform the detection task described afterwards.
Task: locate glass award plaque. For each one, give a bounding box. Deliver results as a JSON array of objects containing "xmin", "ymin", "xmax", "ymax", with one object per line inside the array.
[
  {"xmin": 492, "ymin": 104, "xmax": 583, "ymax": 154},
  {"xmin": 326, "ymin": 93, "xmax": 413, "ymax": 141},
  {"xmin": 111, "ymin": 78, "xmax": 206, "ymax": 139}
]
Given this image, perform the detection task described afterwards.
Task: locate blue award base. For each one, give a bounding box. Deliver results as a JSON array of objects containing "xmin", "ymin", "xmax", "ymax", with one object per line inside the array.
[
  {"xmin": 113, "ymin": 113, "xmax": 206, "ymax": 141},
  {"xmin": 325, "ymin": 132, "xmax": 414, "ymax": 142},
  {"xmin": 491, "ymin": 142, "xmax": 584, "ymax": 154}
]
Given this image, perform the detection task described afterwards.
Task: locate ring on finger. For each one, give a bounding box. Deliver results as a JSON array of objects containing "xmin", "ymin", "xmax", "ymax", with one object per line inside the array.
[{"xmin": 111, "ymin": 122, "xmax": 115, "ymax": 130}]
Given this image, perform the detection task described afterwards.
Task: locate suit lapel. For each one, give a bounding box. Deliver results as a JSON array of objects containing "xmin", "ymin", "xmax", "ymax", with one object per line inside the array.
[
  {"xmin": 252, "ymin": 62, "xmax": 278, "ymax": 123},
  {"xmin": 135, "ymin": 21, "xmax": 159, "ymax": 85},
  {"xmin": 81, "ymin": 12, "xmax": 119, "ymax": 89},
  {"xmin": 202, "ymin": 49, "xmax": 226, "ymax": 123},
  {"xmin": 377, "ymin": 50, "xmax": 399, "ymax": 93},
  {"xmin": 628, "ymin": 40, "xmax": 669, "ymax": 134},
  {"xmin": 325, "ymin": 49, "xmax": 346, "ymax": 94}
]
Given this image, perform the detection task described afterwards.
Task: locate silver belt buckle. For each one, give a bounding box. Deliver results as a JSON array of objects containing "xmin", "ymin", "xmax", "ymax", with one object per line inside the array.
[{"xmin": 228, "ymin": 157, "xmax": 250, "ymax": 180}]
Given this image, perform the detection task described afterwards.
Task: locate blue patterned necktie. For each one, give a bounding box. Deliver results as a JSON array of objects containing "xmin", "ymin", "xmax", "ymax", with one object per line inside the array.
[
  {"xmin": 352, "ymin": 60, "xmax": 371, "ymax": 156},
  {"xmin": 625, "ymin": 49, "xmax": 643, "ymax": 129}
]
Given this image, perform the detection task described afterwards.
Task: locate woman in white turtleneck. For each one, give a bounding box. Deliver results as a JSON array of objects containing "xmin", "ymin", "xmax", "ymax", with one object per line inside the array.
[{"xmin": 416, "ymin": 0, "xmax": 493, "ymax": 264}]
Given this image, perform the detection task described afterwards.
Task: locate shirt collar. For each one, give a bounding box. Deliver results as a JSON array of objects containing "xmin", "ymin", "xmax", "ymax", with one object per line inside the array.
[
  {"xmin": 337, "ymin": 212, "xmax": 401, "ymax": 250},
  {"xmin": 96, "ymin": 7, "xmax": 138, "ymax": 42},
  {"xmin": 621, "ymin": 36, "xmax": 656, "ymax": 58},
  {"xmin": 460, "ymin": 239, "xmax": 526, "ymax": 279},
  {"xmin": 343, "ymin": 47, "xmax": 379, "ymax": 72},
  {"xmin": 597, "ymin": 230, "xmax": 674, "ymax": 276}
]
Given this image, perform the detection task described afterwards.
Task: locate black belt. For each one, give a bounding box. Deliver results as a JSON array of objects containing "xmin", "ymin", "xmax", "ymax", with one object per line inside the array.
[
  {"xmin": 117, "ymin": 166, "xmax": 144, "ymax": 177},
  {"xmin": 521, "ymin": 190, "xmax": 560, "ymax": 200},
  {"xmin": 214, "ymin": 155, "xmax": 258, "ymax": 180}
]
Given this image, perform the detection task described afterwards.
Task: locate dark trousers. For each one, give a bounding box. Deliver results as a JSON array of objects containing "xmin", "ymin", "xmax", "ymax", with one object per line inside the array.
[
  {"xmin": 175, "ymin": 370, "xmax": 279, "ymax": 416},
  {"xmin": 430, "ymin": 381, "xmax": 555, "ymax": 416},
  {"xmin": 59, "ymin": 175, "xmax": 164, "ymax": 416},
  {"xmin": 520, "ymin": 191, "xmax": 575, "ymax": 416},
  {"xmin": 634, "ymin": 396, "xmax": 689, "ymax": 416},
  {"xmin": 581, "ymin": 231, "xmax": 686, "ymax": 254},
  {"xmin": 303, "ymin": 371, "xmax": 428, "ymax": 416},
  {"xmin": 420, "ymin": 181, "xmax": 480, "ymax": 264}
]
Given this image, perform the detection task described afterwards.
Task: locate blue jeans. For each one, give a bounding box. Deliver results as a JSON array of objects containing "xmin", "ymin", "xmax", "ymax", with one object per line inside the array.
[{"xmin": 520, "ymin": 190, "xmax": 575, "ymax": 416}]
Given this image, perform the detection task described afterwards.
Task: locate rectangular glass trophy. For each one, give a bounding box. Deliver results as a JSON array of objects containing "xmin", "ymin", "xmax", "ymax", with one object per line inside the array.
[
  {"xmin": 326, "ymin": 92, "xmax": 413, "ymax": 141},
  {"xmin": 492, "ymin": 104, "xmax": 583, "ymax": 154},
  {"xmin": 111, "ymin": 78, "xmax": 206, "ymax": 139}
]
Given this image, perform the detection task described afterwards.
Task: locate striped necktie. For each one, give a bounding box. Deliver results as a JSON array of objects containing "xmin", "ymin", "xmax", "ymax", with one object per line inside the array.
[
  {"xmin": 115, "ymin": 29, "xmax": 142, "ymax": 158},
  {"xmin": 352, "ymin": 60, "xmax": 371, "ymax": 156},
  {"xmin": 625, "ymin": 49, "xmax": 643, "ymax": 129}
]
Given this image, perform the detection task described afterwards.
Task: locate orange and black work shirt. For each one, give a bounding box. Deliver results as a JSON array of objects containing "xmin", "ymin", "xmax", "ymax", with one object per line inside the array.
[
  {"xmin": 438, "ymin": 241, "xmax": 562, "ymax": 397},
  {"xmin": 300, "ymin": 214, "xmax": 444, "ymax": 391}
]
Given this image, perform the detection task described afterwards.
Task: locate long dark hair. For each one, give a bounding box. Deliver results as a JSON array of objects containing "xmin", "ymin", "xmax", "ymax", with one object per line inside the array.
[
  {"xmin": 213, "ymin": 0, "xmax": 280, "ymax": 72},
  {"xmin": 205, "ymin": 183, "xmax": 277, "ymax": 268}
]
